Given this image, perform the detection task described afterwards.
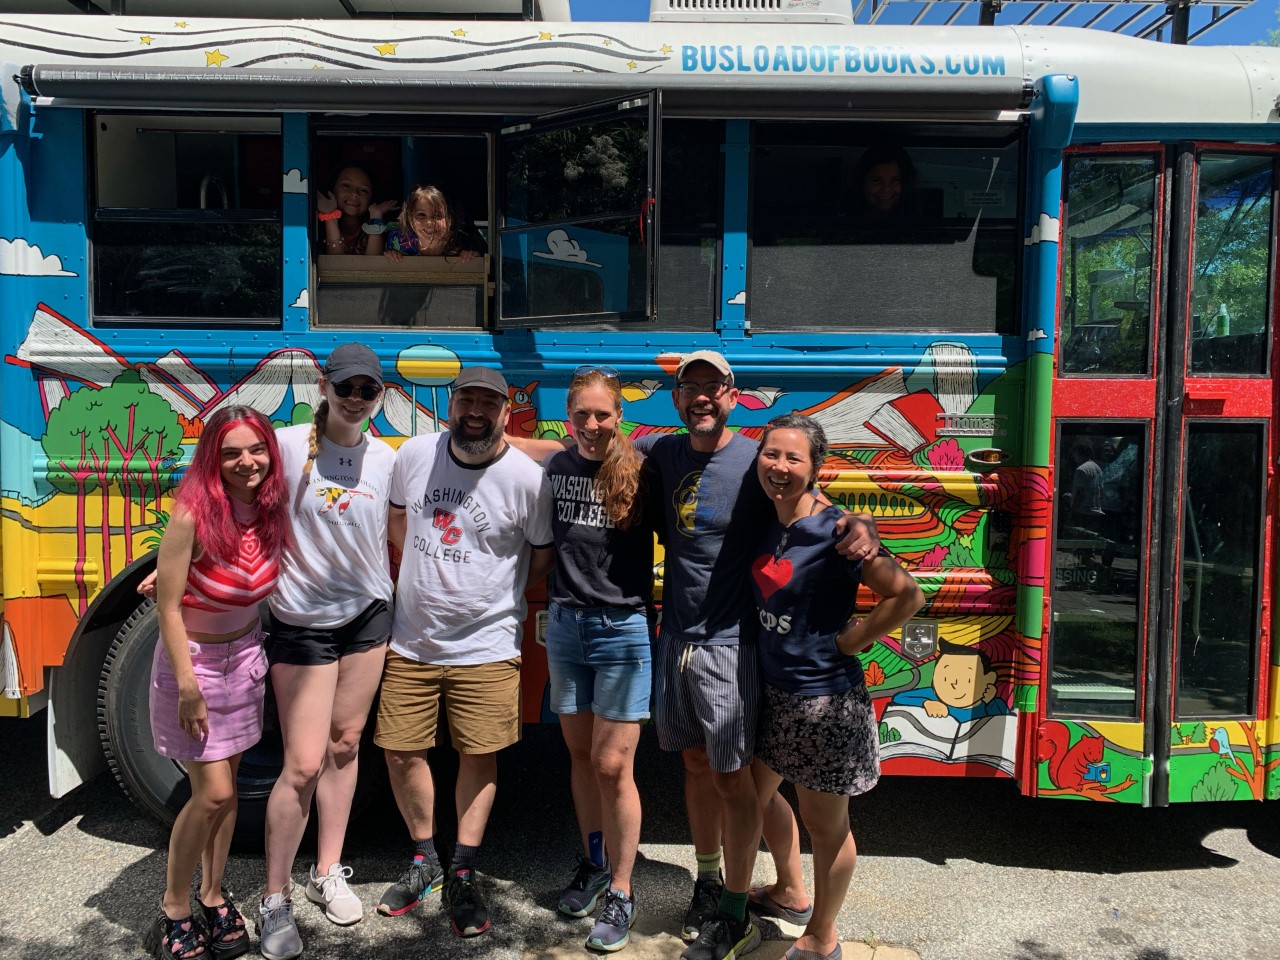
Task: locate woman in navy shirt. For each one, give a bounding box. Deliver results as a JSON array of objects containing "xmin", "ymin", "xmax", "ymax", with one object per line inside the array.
[{"xmin": 749, "ymin": 413, "xmax": 923, "ymax": 960}]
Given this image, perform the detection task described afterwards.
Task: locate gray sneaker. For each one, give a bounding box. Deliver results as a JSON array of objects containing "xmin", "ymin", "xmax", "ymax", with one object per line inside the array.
[
  {"xmin": 558, "ymin": 856, "xmax": 612, "ymax": 918},
  {"xmin": 257, "ymin": 888, "xmax": 303, "ymax": 960},
  {"xmin": 586, "ymin": 889, "xmax": 637, "ymax": 953}
]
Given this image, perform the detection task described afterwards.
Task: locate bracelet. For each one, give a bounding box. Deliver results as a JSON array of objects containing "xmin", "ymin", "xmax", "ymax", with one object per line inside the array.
[
  {"xmin": 317, "ymin": 210, "xmax": 341, "ymax": 222},
  {"xmin": 362, "ymin": 222, "xmax": 388, "ymax": 235}
]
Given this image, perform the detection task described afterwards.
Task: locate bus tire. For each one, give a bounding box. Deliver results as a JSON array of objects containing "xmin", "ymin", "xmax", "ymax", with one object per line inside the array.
[{"xmin": 97, "ymin": 602, "xmax": 283, "ymax": 846}]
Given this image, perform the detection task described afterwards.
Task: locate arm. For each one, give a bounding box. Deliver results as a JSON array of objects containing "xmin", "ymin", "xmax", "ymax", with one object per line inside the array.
[
  {"xmin": 388, "ymin": 504, "xmax": 407, "ymax": 555},
  {"xmin": 153, "ymin": 507, "xmax": 209, "ymax": 740},
  {"xmin": 836, "ymin": 554, "xmax": 924, "ymax": 657},
  {"xmin": 527, "ymin": 544, "xmax": 555, "ymax": 585},
  {"xmin": 317, "ymin": 191, "xmax": 345, "ymax": 255},
  {"xmin": 364, "ymin": 199, "xmax": 400, "ymax": 256},
  {"xmin": 832, "ymin": 511, "xmax": 881, "ymax": 561},
  {"xmin": 506, "ymin": 433, "xmax": 572, "ymax": 463}
]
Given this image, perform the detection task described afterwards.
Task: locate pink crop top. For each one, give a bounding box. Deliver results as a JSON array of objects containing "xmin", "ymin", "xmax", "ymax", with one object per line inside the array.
[{"xmin": 181, "ymin": 499, "xmax": 280, "ymax": 634}]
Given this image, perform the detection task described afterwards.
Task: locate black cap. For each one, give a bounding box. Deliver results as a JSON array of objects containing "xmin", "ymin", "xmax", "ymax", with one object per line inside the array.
[
  {"xmin": 453, "ymin": 365, "xmax": 508, "ymax": 398},
  {"xmin": 323, "ymin": 343, "xmax": 383, "ymax": 386}
]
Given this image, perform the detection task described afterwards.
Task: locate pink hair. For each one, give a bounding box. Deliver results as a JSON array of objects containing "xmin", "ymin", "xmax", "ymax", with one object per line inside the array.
[{"xmin": 175, "ymin": 406, "xmax": 290, "ymax": 564}]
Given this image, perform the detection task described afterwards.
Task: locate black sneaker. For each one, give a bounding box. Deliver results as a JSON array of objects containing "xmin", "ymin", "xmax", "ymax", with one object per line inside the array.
[
  {"xmin": 681, "ymin": 873, "xmax": 723, "ymax": 942},
  {"xmin": 679, "ymin": 912, "xmax": 760, "ymax": 960},
  {"xmin": 443, "ymin": 868, "xmax": 490, "ymax": 938},
  {"xmin": 377, "ymin": 858, "xmax": 444, "ymax": 916},
  {"xmin": 558, "ymin": 855, "xmax": 612, "ymax": 917}
]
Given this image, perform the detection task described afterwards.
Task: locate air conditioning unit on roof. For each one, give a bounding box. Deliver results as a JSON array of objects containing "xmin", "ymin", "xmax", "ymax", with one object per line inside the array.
[{"xmin": 649, "ymin": 0, "xmax": 854, "ymax": 24}]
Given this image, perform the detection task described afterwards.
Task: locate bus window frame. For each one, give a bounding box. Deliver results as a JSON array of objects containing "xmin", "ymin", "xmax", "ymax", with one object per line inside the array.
[{"xmin": 87, "ymin": 110, "xmax": 285, "ymax": 329}]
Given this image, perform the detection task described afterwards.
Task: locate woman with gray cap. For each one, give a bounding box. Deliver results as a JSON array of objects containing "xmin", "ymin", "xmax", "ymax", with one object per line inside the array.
[{"xmin": 257, "ymin": 342, "xmax": 397, "ymax": 959}]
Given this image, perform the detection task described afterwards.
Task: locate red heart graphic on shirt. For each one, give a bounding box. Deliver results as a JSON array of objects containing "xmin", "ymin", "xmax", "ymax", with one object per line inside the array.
[{"xmin": 751, "ymin": 554, "xmax": 793, "ymax": 603}]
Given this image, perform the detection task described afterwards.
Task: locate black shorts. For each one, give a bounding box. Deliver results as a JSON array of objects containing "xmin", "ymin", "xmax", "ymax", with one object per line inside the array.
[{"xmin": 266, "ymin": 599, "xmax": 392, "ymax": 667}]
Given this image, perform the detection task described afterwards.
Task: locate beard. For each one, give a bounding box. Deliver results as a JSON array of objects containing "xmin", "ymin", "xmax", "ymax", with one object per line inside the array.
[
  {"xmin": 684, "ymin": 406, "xmax": 728, "ymax": 439},
  {"xmin": 450, "ymin": 415, "xmax": 503, "ymax": 456}
]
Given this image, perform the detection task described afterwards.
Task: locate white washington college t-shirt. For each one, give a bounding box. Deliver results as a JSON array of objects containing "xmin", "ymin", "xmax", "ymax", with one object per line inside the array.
[
  {"xmin": 270, "ymin": 423, "xmax": 396, "ymax": 629},
  {"xmin": 389, "ymin": 433, "xmax": 553, "ymax": 665}
]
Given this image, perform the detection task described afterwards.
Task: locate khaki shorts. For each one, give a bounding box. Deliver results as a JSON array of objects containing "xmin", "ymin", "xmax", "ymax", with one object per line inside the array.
[{"xmin": 374, "ymin": 649, "xmax": 522, "ymax": 754}]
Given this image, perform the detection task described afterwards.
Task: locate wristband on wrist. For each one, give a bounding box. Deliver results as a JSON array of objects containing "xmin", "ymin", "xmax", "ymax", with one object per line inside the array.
[
  {"xmin": 317, "ymin": 209, "xmax": 342, "ymax": 222},
  {"xmin": 367, "ymin": 217, "xmax": 385, "ymax": 225},
  {"xmin": 362, "ymin": 222, "xmax": 388, "ymax": 235}
]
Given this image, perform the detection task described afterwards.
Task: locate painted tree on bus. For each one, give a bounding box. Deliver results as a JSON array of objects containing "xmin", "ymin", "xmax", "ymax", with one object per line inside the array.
[{"xmin": 101, "ymin": 370, "xmax": 184, "ymax": 567}]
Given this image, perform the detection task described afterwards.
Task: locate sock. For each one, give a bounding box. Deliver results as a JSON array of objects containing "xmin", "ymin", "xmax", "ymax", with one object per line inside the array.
[
  {"xmin": 452, "ymin": 842, "xmax": 480, "ymax": 874},
  {"xmin": 719, "ymin": 888, "xmax": 748, "ymax": 923},
  {"xmin": 695, "ymin": 849, "xmax": 723, "ymax": 880},
  {"xmin": 413, "ymin": 837, "xmax": 439, "ymax": 866},
  {"xmin": 588, "ymin": 830, "xmax": 606, "ymax": 869}
]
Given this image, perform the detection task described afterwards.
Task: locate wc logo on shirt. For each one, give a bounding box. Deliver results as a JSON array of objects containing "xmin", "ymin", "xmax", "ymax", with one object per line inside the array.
[{"xmin": 433, "ymin": 508, "xmax": 464, "ymax": 545}]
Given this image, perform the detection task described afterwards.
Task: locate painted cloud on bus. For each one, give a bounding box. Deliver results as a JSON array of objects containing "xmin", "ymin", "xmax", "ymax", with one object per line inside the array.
[{"xmin": 0, "ymin": 238, "xmax": 77, "ymax": 277}]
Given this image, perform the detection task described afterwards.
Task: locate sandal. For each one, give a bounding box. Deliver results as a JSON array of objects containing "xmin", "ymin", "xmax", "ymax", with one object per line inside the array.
[
  {"xmin": 199, "ymin": 891, "xmax": 251, "ymax": 960},
  {"xmin": 143, "ymin": 913, "xmax": 208, "ymax": 960}
]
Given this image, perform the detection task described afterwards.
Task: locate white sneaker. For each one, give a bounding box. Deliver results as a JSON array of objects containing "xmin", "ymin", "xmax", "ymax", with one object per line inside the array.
[
  {"xmin": 306, "ymin": 863, "xmax": 363, "ymax": 926},
  {"xmin": 258, "ymin": 887, "xmax": 303, "ymax": 960}
]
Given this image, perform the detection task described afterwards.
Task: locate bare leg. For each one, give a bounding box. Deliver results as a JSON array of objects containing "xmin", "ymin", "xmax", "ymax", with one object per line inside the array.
[
  {"xmin": 164, "ymin": 757, "xmax": 238, "ymax": 918},
  {"xmin": 455, "ymin": 752, "xmax": 498, "ymax": 848},
  {"xmin": 682, "ymin": 746, "xmax": 723, "ymax": 858},
  {"xmin": 752, "ymin": 758, "xmax": 809, "ymax": 911},
  {"xmin": 792, "ymin": 786, "xmax": 856, "ymax": 957},
  {"xmin": 315, "ymin": 644, "xmax": 387, "ymax": 872},
  {"xmin": 559, "ymin": 712, "xmax": 600, "ymax": 858},
  {"xmin": 710, "ymin": 765, "xmax": 763, "ymax": 894},
  {"xmin": 385, "ymin": 748, "xmax": 437, "ymax": 841},
  {"xmin": 264, "ymin": 661, "xmax": 340, "ymax": 893},
  {"xmin": 591, "ymin": 717, "xmax": 643, "ymax": 896}
]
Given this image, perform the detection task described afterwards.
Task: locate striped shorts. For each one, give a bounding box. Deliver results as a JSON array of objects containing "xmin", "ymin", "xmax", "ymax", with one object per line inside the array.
[{"xmin": 653, "ymin": 638, "xmax": 761, "ymax": 773}]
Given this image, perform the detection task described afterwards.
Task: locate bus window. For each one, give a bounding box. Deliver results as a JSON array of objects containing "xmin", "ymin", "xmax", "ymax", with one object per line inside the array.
[
  {"xmin": 1049, "ymin": 423, "xmax": 1146, "ymax": 719},
  {"xmin": 1189, "ymin": 153, "xmax": 1273, "ymax": 376},
  {"xmin": 656, "ymin": 119, "xmax": 724, "ymax": 331},
  {"xmin": 1060, "ymin": 154, "xmax": 1158, "ymax": 376},
  {"xmin": 312, "ymin": 131, "xmax": 491, "ymax": 328},
  {"xmin": 747, "ymin": 124, "xmax": 1021, "ymax": 334},
  {"xmin": 92, "ymin": 114, "xmax": 282, "ymax": 324}
]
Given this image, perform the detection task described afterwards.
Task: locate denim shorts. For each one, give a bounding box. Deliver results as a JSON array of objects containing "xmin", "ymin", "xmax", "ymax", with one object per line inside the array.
[{"xmin": 545, "ymin": 602, "xmax": 652, "ymax": 722}]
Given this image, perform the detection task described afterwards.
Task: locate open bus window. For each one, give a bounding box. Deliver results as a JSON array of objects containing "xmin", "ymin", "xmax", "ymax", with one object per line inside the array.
[
  {"xmin": 91, "ymin": 114, "xmax": 281, "ymax": 324},
  {"xmin": 746, "ymin": 124, "xmax": 1020, "ymax": 334},
  {"xmin": 311, "ymin": 131, "xmax": 492, "ymax": 328},
  {"xmin": 1189, "ymin": 153, "xmax": 1273, "ymax": 377},
  {"xmin": 1049, "ymin": 422, "xmax": 1145, "ymax": 719},
  {"xmin": 1060, "ymin": 154, "xmax": 1158, "ymax": 376}
]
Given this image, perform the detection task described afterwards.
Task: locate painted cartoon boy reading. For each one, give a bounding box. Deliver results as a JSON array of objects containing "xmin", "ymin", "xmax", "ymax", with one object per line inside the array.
[{"xmin": 891, "ymin": 639, "xmax": 1010, "ymax": 722}]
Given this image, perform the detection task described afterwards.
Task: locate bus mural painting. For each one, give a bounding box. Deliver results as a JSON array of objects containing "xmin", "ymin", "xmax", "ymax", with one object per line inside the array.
[{"xmin": 2, "ymin": 0, "xmax": 1279, "ymax": 833}]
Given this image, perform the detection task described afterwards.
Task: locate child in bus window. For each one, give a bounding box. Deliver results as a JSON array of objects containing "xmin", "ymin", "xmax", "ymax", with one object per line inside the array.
[
  {"xmin": 316, "ymin": 166, "xmax": 401, "ymax": 256},
  {"xmin": 382, "ymin": 184, "xmax": 487, "ymax": 263},
  {"xmin": 847, "ymin": 145, "xmax": 919, "ymax": 225}
]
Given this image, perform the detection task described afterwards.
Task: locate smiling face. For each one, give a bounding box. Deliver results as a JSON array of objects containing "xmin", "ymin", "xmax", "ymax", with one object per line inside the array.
[
  {"xmin": 673, "ymin": 360, "xmax": 738, "ymax": 444},
  {"xmin": 863, "ymin": 161, "xmax": 903, "ymax": 214},
  {"xmin": 449, "ymin": 385, "xmax": 509, "ymax": 458},
  {"xmin": 568, "ymin": 382, "xmax": 620, "ymax": 462},
  {"xmin": 334, "ymin": 167, "xmax": 373, "ymax": 219},
  {"xmin": 757, "ymin": 427, "xmax": 817, "ymax": 508},
  {"xmin": 219, "ymin": 423, "xmax": 271, "ymax": 502},
  {"xmin": 932, "ymin": 652, "xmax": 996, "ymax": 709},
  {"xmin": 410, "ymin": 197, "xmax": 451, "ymax": 252},
  {"xmin": 321, "ymin": 374, "xmax": 381, "ymax": 442}
]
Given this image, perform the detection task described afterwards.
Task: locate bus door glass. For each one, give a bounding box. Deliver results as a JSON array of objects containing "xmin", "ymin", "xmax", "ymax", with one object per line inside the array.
[{"xmin": 1045, "ymin": 146, "xmax": 1276, "ymax": 805}]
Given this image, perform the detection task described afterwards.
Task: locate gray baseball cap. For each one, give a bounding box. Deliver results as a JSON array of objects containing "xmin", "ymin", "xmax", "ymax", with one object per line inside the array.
[
  {"xmin": 323, "ymin": 343, "xmax": 383, "ymax": 386},
  {"xmin": 453, "ymin": 365, "xmax": 509, "ymax": 398}
]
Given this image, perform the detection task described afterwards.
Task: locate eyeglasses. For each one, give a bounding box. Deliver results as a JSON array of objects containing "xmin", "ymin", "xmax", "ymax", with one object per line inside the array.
[
  {"xmin": 332, "ymin": 381, "xmax": 383, "ymax": 401},
  {"xmin": 676, "ymin": 380, "xmax": 730, "ymax": 399},
  {"xmin": 573, "ymin": 365, "xmax": 620, "ymax": 381}
]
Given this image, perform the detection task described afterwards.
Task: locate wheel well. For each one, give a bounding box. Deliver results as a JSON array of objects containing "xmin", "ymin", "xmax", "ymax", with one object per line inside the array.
[{"xmin": 47, "ymin": 551, "xmax": 158, "ymax": 799}]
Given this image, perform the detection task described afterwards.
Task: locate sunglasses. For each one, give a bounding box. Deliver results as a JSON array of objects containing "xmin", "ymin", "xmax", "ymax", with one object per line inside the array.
[
  {"xmin": 573, "ymin": 365, "xmax": 620, "ymax": 381},
  {"xmin": 332, "ymin": 381, "xmax": 383, "ymax": 401}
]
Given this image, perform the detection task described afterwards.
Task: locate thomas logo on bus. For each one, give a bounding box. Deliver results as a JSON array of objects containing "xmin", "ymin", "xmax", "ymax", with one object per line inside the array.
[{"xmin": 681, "ymin": 44, "xmax": 1008, "ymax": 76}]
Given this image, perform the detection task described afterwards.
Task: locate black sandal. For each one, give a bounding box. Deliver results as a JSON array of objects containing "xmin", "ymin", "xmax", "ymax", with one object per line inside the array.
[
  {"xmin": 143, "ymin": 913, "xmax": 208, "ymax": 960},
  {"xmin": 198, "ymin": 891, "xmax": 251, "ymax": 960}
]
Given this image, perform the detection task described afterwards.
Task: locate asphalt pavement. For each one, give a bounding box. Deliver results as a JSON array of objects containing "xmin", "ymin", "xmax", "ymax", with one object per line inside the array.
[{"xmin": 2, "ymin": 716, "xmax": 1279, "ymax": 960}]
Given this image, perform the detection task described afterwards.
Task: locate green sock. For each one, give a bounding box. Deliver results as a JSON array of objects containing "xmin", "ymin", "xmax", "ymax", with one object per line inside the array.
[
  {"xmin": 695, "ymin": 849, "xmax": 723, "ymax": 880},
  {"xmin": 719, "ymin": 888, "xmax": 748, "ymax": 923}
]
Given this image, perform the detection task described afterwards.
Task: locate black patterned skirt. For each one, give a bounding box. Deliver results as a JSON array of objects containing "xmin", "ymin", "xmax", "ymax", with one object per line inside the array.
[{"xmin": 756, "ymin": 682, "xmax": 880, "ymax": 796}]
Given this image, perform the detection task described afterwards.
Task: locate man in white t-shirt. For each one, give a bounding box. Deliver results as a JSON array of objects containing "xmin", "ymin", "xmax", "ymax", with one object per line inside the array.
[{"xmin": 373, "ymin": 365, "xmax": 553, "ymax": 940}]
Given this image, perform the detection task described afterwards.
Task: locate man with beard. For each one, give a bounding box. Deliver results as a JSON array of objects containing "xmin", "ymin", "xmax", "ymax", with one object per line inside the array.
[
  {"xmin": 374, "ymin": 365, "xmax": 553, "ymax": 940},
  {"xmin": 632, "ymin": 351, "xmax": 879, "ymax": 960}
]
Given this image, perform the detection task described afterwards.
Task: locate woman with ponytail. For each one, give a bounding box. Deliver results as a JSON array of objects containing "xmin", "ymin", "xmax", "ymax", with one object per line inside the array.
[
  {"xmin": 536, "ymin": 366, "xmax": 653, "ymax": 953},
  {"xmin": 257, "ymin": 343, "xmax": 396, "ymax": 959},
  {"xmin": 146, "ymin": 405, "xmax": 288, "ymax": 960}
]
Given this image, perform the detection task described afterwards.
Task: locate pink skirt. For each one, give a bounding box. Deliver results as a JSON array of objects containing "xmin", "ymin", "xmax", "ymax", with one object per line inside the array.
[{"xmin": 149, "ymin": 625, "xmax": 269, "ymax": 762}]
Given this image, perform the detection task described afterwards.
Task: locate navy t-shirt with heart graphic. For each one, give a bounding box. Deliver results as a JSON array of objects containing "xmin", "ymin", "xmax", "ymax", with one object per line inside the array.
[{"xmin": 751, "ymin": 504, "xmax": 873, "ymax": 696}]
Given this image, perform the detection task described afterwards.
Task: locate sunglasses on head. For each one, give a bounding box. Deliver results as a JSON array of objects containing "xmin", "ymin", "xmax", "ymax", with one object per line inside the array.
[
  {"xmin": 332, "ymin": 381, "xmax": 383, "ymax": 401},
  {"xmin": 573, "ymin": 365, "xmax": 620, "ymax": 381}
]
